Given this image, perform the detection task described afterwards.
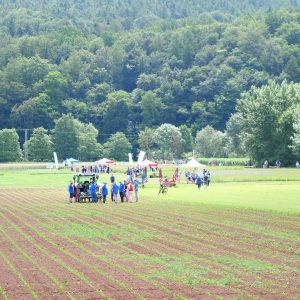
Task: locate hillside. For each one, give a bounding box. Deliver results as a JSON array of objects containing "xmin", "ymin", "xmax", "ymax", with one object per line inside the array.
[{"xmin": 0, "ymin": 1, "xmax": 300, "ymax": 143}]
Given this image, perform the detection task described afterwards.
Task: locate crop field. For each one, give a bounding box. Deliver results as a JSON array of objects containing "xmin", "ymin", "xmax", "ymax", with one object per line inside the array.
[{"xmin": 0, "ymin": 167, "xmax": 300, "ymax": 299}]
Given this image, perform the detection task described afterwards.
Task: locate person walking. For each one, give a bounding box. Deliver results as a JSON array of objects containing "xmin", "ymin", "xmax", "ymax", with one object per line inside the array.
[
  {"xmin": 112, "ymin": 182, "xmax": 119, "ymax": 203},
  {"xmin": 90, "ymin": 181, "xmax": 97, "ymax": 203},
  {"xmin": 119, "ymin": 181, "xmax": 125, "ymax": 203},
  {"xmin": 134, "ymin": 179, "xmax": 139, "ymax": 202},
  {"xmin": 68, "ymin": 181, "xmax": 74, "ymax": 203},
  {"xmin": 101, "ymin": 182, "xmax": 108, "ymax": 204}
]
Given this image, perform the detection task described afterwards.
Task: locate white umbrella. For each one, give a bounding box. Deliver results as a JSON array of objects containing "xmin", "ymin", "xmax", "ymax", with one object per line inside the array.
[{"xmin": 180, "ymin": 158, "xmax": 206, "ymax": 168}]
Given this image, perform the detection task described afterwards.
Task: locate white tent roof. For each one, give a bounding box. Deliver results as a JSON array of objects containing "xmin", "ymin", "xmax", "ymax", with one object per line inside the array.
[
  {"xmin": 66, "ymin": 158, "xmax": 79, "ymax": 162},
  {"xmin": 137, "ymin": 159, "xmax": 158, "ymax": 167},
  {"xmin": 65, "ymin": 158, "xmax": 79, "ymax": 165},
  {"xmin": 180, "ymin": 158, "xmax": 206, "ymax": 168},
  {"xmin": 95, "ymin": 158, "xmax": 114, "ymax": 164}
]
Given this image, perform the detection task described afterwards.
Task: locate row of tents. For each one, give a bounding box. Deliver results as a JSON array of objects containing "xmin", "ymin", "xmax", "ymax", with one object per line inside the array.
[{"xmin": 64, "ymin": 157, "xmax": 205, "ymax": 168}]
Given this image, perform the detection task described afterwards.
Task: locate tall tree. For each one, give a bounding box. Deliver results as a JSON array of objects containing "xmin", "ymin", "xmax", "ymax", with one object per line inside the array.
[
  {"xmin": 152, "ymin": 124, "xmax": 184, "ymax": 159},
  {"xmin": 52, "ymin": 114, "xmax": 79, "ymax": 160},
  {"xmin": 194, "ymin": 125, "xmax": 226, "ymax": 157},
  {"xmin": 25, "ymin": 127, "xmax": 53, "ymax": 161},
  {"xmin": 0, "ymin": 128, "xmax": 22, "ymax": 162},
  {"xmin": 103, "ymin": 132, "xmax": 132, "ymax": 161},
  {"xmin": 237, "ymin": 80, "xmax": 300, "ymax": 165},
  {"xmin": 179, "ymin": 125, "xmax": 193, "ymax": 153},
  {"xmin": 141, "ymin": 91, "xmax": 161, "ymax": 126}
]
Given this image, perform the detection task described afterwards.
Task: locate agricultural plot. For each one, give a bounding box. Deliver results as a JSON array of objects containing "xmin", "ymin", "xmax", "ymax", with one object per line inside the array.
[{"xmin": 0, "ymin": 187, "xmax": 299, "ymax": 299}]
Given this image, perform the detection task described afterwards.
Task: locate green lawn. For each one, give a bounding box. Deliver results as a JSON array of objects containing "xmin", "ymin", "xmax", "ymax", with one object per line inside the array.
[{"xmin": 0, "ymin": 166, "xmax": 300, "ymax": 215}]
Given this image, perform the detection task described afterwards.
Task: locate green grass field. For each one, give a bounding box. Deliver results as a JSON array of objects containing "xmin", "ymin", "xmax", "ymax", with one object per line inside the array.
[
  {"xmin": 1, "ymin": 166, "xmax": 300, "ymax": 214},
  {"xmin": 0, "ymin": 164, "xmax": 299, "ymax": 299}
]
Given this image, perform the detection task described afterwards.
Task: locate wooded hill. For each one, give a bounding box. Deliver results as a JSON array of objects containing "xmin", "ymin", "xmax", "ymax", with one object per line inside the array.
[{"xmin": 0, "ymin": 1, "xmax": 300, "ymax": 145}]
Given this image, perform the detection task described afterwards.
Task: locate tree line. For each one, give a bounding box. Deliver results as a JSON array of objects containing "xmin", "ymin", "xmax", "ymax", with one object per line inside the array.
[{"xmin": 1, "ymin": 79, "xmax": 300, "ymax": 166}]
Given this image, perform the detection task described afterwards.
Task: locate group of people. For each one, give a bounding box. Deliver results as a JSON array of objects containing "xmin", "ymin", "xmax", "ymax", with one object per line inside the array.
[
  {"xmin": 125, "ymin": 167, "xmax": 148, "ymax": 185},
  {"xmin": 68, "ymin": 176, "xmax": 140, "ymax": 204},
  {"xmin": 109, "ymin": 179, "xmax": 139, "ymax": 203},
  {"xmin": 73, "ymin": 165, "xmax": 113, "ymax": 174},
  {"xmin": 184, "ymin": 169, "xmax": 211, "ymax": 188},
  {"xmin": 263, "ymin": 160, "xmax": 282, "ymax": 168}
]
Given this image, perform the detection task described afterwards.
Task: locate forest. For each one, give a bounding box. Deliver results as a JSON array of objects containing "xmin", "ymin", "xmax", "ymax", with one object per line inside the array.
[{"xmin": 1, "ymin": 0, "xmax": 300, "ymax": 164}]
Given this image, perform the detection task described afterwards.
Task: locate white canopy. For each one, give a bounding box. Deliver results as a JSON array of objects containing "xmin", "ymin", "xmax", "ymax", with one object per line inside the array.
[
  {"xmin": 64, "ymin": 158, "xmax": 79, "ymax": 165},
  {"xmin": 137, "ymin": 159, "xmax": 158, "ymax": 167},
  {"xmin": 95, "ymin": 158, "xmax": 114, "ymax": 164},
  {"xmin": 180, "ymin": 158, "xmax": 206, "ymax": 168}
]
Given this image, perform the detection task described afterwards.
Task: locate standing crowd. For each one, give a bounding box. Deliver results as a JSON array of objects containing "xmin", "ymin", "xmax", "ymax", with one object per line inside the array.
[
  {"xmin": 68, "ymin": 173, "xmax": 140, "ymax": 204},
  {"xmin": 184, "ymin": 169, "xmax": 211, "ymax": 189},
  {"xmin": 107, "ymin": 173, "xmax": 139, "ymax": 203}
]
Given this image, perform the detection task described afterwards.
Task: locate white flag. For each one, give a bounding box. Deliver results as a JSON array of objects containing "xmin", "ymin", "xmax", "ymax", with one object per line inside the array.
[
  {"xmin": 137, "ymin": 151, "xmax": 145, "ymax": 163},
  {"xmin": 128, "ymin": 153, "xmax": 133, "ymax": 163},
  {"xmin": 53, "ymin": 152, "xmax": 59, "ymax": 169}
]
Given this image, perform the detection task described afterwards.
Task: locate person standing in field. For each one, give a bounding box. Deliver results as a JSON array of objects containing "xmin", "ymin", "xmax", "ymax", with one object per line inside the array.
[
  {"xmin": 127, "ymin": 181, "xmax": 133, "ymax": 202},
  {"xmin": 110, "ymin": 174, "xmax": 115, "ymax": 184},
  {"xmin": 112, "ymin": 182, "xmax": 119, "ymax": 203},
  {"xmin": 102, "ymin": 182, "xmax": 108, "ymax": 204},
  {"xmin": 207, "ymin": 171, "xmax": 211, "ymax": 187},
  {"xmin": 134, "ymin": 179, "xmax": 139, "ymax": 202},
  {"xmin": 68, "ymin": 181, "xmax": 74, "ymax": 203},
  {"xmin": 90, "ymin": 181, "xmax": 97, "ymax": 203},
  {"xmin": 123, "ymin": 181, "xmax": 128, "ymax": 202},
  {"xmin": 196, "ymin": 175, "xmax": 202, "ymax": 189},
  {"xmin": 119, "ymin": 181, "xmax": 125, "ymax": 203}
]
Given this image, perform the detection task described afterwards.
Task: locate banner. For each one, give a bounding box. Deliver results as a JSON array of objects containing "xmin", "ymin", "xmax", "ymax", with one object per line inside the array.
[
  {"xmin": 137, "ymin": 151, "xmax": 145, "ymax": 163},
  {"xmin": 128, "ymin": 153, "xmax": 133, "ymax": 164},
  {"xmin": 53, "ymin": 152, "xmax": 59, "ymax": 169}
]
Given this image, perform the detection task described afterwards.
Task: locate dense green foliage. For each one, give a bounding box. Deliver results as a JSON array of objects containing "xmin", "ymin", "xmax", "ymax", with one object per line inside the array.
[
  {"xmin": 237, "ymin": 80, "xmax": 300, "ymax": 165},
  {"xmin": 103, "ymin": 132, "xmax": 132, "ymax": 161},
  {"xmin": 290, "ymin": 108, "xmax": 300, "ymax": 156},
  {"xmin": 1, "ymin": 1, "xmax": 300, "ymax": 163},
  {"xmin": 24, "ymin": 127, "xmax": 53, "ymax": 161},
  {"xmin": 0, "ymin": 129, "xmax": 22, "ymax": 162},
  {"xmin": 195, "ymin": 126, "xmax": 226, "ymax": 158}
]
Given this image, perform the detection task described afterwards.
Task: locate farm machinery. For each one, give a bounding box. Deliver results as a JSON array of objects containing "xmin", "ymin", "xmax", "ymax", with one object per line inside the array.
[{"xmin": 72, "ymin": 173, "xmax": 102, "ymax": 203}]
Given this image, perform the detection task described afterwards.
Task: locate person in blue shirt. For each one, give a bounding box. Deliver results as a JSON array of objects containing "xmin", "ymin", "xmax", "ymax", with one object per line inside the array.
[
  {"xmin": 68, "ymin": 181, "xmax": 74, "ymax": 203},
  {"xmin": 134, "ymin": 179, "xmax": 139, "ymax": 202},
  {"xmin": 119, "ymin": 181, "xmax": 125, "ymax": 203},
  {"xmin": 90, "ymin": 182, "xmax": 97, "ymax": 203},
  {"xmin": 196, "ymin": 175, "xmax": 202, "ymax": 189},
  {"xmin": 112, "ymin": 182, "xmax": 119, "ymax": 203},
  {"xmin": 101, "ymin": 182, "xmax": 108, "ymax": 204}
]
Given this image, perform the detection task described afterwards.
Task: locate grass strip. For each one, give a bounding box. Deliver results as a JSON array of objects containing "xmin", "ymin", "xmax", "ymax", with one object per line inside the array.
[{"xmin": 0, "ymin": 287, "xmax": 9, "ymax": 300}]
